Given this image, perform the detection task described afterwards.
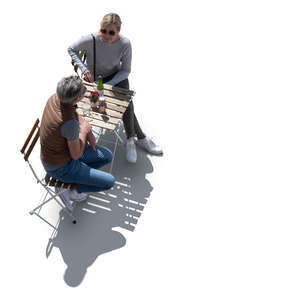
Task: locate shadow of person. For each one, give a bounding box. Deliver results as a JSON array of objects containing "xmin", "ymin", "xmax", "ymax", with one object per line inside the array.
[
  {"xmin": 52, "ymin": 211, "xmax": 127, "ymax": 287},
  {"xmin": 47, "ymin": 129, "xmax": 154, "ymax": 287}
]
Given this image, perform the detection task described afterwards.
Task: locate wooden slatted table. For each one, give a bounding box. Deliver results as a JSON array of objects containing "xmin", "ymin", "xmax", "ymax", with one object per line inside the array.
[
  {"xmin": 77, "ymin": 80, "xmax": 135, "ymax": 138},
  {"xmin": 77, "ymin": 81, "xmax": 135, "ymax": 173}
]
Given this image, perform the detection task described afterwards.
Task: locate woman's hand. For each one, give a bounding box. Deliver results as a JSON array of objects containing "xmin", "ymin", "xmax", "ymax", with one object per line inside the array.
[{"xmin": 83, "ymin": 70, "xmax": 94, "ymax": 83}]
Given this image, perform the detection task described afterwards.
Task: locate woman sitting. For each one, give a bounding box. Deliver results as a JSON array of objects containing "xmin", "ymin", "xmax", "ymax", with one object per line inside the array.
[{"xmin": 68, "ymin": 12, "xmax": 163, "ymax": 163}]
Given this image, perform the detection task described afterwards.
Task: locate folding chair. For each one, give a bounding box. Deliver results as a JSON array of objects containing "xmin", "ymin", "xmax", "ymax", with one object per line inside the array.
[
  {"xmin": 71, "ymin": 50, "xmax": 87, "ymax": 77},
  {"xmin": 20, "ymin": 118, "xmax": 77, "ymax": 230}
]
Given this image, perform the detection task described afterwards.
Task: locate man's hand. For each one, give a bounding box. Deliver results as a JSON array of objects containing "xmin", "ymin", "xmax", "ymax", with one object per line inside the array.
[
  {"xmin": 80, "ymin": 119, "xmax": 96, "ymax": 150},
  {"xmin": 87, "ymin": 131, "xmax": 96, "ymax": 151},
  {"xmin": 83, "ymin": 70, "xmax": 94, "ymax": 83},
  {"xmin": 80, "ymin": 118, "xmax": 91, "ymax": 133},
  {"xmin": 67, "ymin": 119, "xmax": 92, "ymax": 160}
]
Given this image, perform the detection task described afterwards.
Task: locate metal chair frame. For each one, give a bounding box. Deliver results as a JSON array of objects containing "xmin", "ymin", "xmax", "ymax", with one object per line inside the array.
[
  {"xmin": 20, "ymin": 119, "xmax": 77, "ymax": 230},
  {"xmin": 91, "ymin": 123, "xmax": 125, "ymax": 175}
]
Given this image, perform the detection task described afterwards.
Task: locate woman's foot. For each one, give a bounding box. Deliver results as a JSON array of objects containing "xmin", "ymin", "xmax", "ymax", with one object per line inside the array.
[
  {"xmin": 126, "ymin": 139, "xmax": 137, "ymax": 163},
  {"xmin": 136, "ymin": 137, "xmax": 163, "ymax": 155}
]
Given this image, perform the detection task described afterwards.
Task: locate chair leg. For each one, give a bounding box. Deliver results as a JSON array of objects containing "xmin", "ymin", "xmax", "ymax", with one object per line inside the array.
[
  {"xmin": 114, "ymin": 123, "xmax": 125, "ymax": 145},
  {"xmin": 109, "ymin": 131, "xmax": 120, "ymax": 174},
  {"xmin": 30, "ymin": 210, "xmax": 58, "ymax": 230},
  {"xmin": 92, "ymin": 126, "xmax": 103, "ymax": 144},
  {"xmin": 29, "ymin": 185, "xmax": 77, "ymax": 228},
  {"xmin": 50, "ymin": 188, "xmax": 77, "ymax": 224}
]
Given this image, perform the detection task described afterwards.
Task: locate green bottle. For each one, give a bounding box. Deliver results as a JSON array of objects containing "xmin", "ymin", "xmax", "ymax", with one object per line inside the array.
[{"xmin": 97, "ymin": 75, "xmax": 104, "ymax": 97}]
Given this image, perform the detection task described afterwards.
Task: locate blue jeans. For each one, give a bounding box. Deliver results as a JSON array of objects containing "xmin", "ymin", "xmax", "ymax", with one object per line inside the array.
[{"xmin": 47, "ymin": 145, "xmax": 115, "ymax": 193}]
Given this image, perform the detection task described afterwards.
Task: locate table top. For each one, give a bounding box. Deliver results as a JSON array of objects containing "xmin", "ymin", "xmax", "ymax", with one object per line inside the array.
[{"xmin": 77, "ymin": 80, "xmax": 135, "ymax": 131}]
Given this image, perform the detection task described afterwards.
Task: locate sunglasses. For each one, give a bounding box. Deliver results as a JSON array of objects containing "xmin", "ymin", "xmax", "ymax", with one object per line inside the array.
[{"xmin": 100, "ymin": 29, "xmax": 116, "ymax": 36}]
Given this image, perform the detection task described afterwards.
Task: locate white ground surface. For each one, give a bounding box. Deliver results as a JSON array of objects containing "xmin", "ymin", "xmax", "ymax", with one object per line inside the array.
[{"xmin": 1, "ymin": 1, "xmax": 300, "ymax": 299}]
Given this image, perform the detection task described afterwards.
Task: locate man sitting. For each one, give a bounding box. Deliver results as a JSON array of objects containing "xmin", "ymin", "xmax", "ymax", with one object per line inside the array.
[{"xmin": 40, "ymin": 75, "xmax": 115, "ymax": 211}]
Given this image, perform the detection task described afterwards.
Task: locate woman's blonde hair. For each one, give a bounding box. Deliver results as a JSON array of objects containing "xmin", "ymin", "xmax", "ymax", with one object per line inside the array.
[{"xmin": 101, "ymin": 13, "xmax": 122, "ymax": 32}]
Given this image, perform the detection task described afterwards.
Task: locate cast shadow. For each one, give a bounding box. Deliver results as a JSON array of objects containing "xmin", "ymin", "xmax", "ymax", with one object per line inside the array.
[{"xmin": 46, "ymin": 127, "xmax": 153, "ymax": 287}]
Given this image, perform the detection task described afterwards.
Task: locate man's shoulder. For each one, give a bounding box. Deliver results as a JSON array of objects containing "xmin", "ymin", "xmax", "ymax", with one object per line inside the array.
[
  {"xmin": 48, "ymin": 93, "xmax": 57, "ymax": 102},
  {"xmin": 44, "ymin": 94, "xmax": 58, "ymax": 109}
]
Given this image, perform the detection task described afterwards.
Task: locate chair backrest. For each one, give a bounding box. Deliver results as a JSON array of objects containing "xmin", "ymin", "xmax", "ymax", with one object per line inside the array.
[
  {"xmin": 20, "ymin": 119, "xmax": 40, "ymax": 161},
  {"xmin": 71, "ymin": 51, "xmax": 87, "ymax": 76}
]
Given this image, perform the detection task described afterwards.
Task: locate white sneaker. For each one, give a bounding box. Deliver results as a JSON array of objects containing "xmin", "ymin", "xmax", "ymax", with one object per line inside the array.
[
  {"xmin": 136, "ymin": 137, "xmax": 163, "ymax": 155},
  {"xmin": 126, "ymin": 140, "xmax": 137, "ymax": 163},
  {"xmin": 70, "ymin": 189, "xmax": 88, "ymax": 202},
  {"xmin": 55, "ymin": 187, "xmax": 73, "ymax": 212}
]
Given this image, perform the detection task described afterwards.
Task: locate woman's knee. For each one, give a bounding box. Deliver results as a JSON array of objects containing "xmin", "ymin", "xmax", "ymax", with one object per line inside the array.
[{"xmin": 115, "ymin": 79, "xmax": 129, "ymax": 89}]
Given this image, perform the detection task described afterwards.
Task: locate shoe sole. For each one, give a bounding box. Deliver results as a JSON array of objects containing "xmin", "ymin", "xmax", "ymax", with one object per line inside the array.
[
  {"xmin": 136, "ymin": 146, "xmax": 163, "ymax": 155},
  {"xmin": 70, "ymin": 196, "xmax": 88, "ymax": 202},
  {"xmin": 126, "ymin": 158, "xmax": 137, "ymax": 163}
]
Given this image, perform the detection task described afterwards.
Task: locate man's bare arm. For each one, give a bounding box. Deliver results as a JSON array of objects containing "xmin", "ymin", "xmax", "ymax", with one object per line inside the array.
[{"xmin": 67, "ymin": 119, "xmax": 91, "ymax": 160}]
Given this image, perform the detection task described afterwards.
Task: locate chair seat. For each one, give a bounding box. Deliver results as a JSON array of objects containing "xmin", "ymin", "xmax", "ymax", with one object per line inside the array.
[{"xmin": 43, "ymin": 174, "xmax": 76, "ymax": 190}]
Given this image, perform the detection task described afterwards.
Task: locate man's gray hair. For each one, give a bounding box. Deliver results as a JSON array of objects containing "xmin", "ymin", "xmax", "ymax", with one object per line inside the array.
[{"xmin": 56, "ymin": 76, "xmax": 84, "ymax": 104}]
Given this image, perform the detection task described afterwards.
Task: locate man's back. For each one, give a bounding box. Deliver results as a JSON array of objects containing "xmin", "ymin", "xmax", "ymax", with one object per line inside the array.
[{"xmin": 40, "ymin": 94, "xmax": 77, "ymax": 166}]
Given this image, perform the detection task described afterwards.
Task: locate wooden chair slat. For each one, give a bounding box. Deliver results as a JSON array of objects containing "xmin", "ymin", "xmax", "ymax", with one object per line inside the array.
[
  {"xmin": 45, "ymin": 175, "xmax": 75, "ymax": 190},
  {"xmin": 24, "ymin": 128, "xmax": 40, "ymax": 161},
  {"xmin": 72, "ymin": 51, "xmax": 86, "ymax": 75},
  {"xmin": 80, "ymin": 51, "xmax": 86, "ymax": 62},
  {"xmin": 49, "ymin": 177, "xmax": 58, "ymax": 186},
  {"xmin": 21, "ymin": 119, "xmax": 39, "ymax": 154},
  {"xmin": 44, "ymin": 174, "xmax": 51, "ymax": 184}
]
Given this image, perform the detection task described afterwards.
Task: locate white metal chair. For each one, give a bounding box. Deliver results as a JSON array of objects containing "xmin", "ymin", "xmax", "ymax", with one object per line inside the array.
[{"xmin": 20, "ymin": 118, "xmax": 77, "ymax": 230}]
